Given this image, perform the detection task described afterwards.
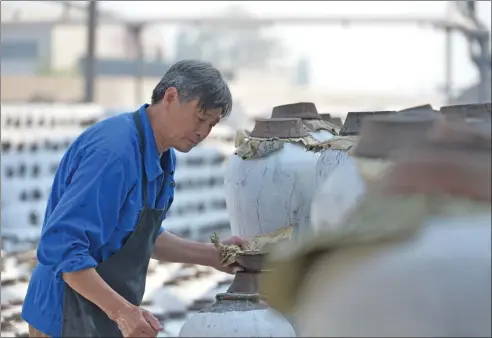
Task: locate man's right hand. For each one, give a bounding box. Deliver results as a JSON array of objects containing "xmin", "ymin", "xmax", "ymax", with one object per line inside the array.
[{"xmin": 112, "ymin": 304, "xmax": 163, "ymax": 337}]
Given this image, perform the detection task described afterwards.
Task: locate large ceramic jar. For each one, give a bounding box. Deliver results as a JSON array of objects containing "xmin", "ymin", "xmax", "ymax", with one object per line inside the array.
[
  {"xmin": 270, "ymin": 102, "xmax": 337, "ymax": 141},
  {"xmin": 179, "ymin": 253, "xmax": 296, "ymax": 337},
  {"xmin": 311, "ymin": 111, "xmax": 396, "ymax": 210},
  {"xmin": 225, "ymin": 117, "xmax": 322, "ymax": 239},
  {"xmin": 262, "ymin": 123, "xmax": 492, "ymax": 337},
  {"xmin": 310, "ymin": 112, "xmax": 441, "ymax": 234}
]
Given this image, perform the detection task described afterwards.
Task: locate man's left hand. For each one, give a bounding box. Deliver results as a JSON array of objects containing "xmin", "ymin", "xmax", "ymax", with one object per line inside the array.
[{"xmin": 207, "ymin": 236, "xmax": 247, "ymax": 274}]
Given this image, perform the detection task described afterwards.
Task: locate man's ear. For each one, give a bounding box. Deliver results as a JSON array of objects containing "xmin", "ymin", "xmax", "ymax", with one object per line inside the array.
[{"xmin": 163, "ymin": 87, "xmax": 179, "ymax": 106}]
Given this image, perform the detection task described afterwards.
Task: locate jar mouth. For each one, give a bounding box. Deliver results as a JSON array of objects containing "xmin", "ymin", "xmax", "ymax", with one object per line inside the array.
[{"xmin": 216, "ymin": 292, "xmax": 261, "ymax": 302}]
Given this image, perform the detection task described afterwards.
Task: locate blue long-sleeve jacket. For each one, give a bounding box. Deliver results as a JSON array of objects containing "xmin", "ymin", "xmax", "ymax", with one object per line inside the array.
[{"xmin": 22, "ymin": 104, "xmax": 176, "ymax": 337}]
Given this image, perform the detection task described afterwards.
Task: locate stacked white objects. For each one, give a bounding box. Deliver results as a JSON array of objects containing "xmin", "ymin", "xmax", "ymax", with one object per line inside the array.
[
  {"xmin": 1, "ymin": 103, "xmax": 104, "ymax": 252},
  {"xmin": 166, "ymin": 146, "xmax": 232, "ymax": 241}
]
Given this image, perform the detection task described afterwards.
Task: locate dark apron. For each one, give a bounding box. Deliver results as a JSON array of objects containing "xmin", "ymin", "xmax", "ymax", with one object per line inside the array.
[{"xmin": 61, "ymin": 111, "xmax": 167, "ymax": 337}]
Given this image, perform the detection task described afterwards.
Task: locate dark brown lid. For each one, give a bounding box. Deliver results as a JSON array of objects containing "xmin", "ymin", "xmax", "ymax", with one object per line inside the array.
[
  {"xmin": 378, "ymin": 121, "xmax": 492, "ymax": 201},
  {"xmin": 397, "ymin": 104, "xmax": 442, "ymax": 117},
  {"xmin": 339, "ymin": 111, "xmax": 396, "ymax": 136},
  {"xmin": 440, "ymin": 102, "xmax": 492, "ymax": 121},
  {"xmin": 271, "ymin": 102, "xmax": 321, "ymax": 120},
  {"xmin": 249, "ymin": 118, "xmax": 308, "ymax": 138},
  {"xmin": 320, "ymin": 113, "xmax": 343, "ymax": 127},
  {"xmin": 352, "ymin": 114, "xmax": 440, "ymax": 159},
  {"xmin": 331, "ymin": 117, "xmax": 343, "ymax": 127},
  {"xmin": 398, "ymin": 104, "xmax": 433, "ymax": 113}
]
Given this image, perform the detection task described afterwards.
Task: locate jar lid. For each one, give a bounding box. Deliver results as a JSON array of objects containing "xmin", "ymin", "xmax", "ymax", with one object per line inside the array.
[
  {"xmin": 352, "ymin": 114, "xmax": 439, "ymax": 159},
  {"xmin": 320, "ymin": 113, "xmax": 342, "ymax": 127},
  {"xmin": 271, "ymin": 102, "xmax": 321, "ymax": 120},
  {"xmin": 440, "ymin": 103, "xmax": 491, "ymax": 121},
  {"xmin": 331, "ymin": 117, "xmax": 343, "ymax": 126},
  {"xmin": 397, "ymin": 104, "xmax": 441, "ymax": 117},
  {"xmin": 250, "ymin": 118, "xmax": 308, "ymax": 138},
  {"xmin": 339, "ymin": 111, "xmax": 396, "ymax": 136},
  {"xmin": 379, "ymin": 121, "xmax": 492, "ymax": 201}
]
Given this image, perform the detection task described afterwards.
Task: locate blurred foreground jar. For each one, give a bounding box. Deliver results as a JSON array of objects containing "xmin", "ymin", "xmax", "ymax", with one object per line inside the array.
[
  {"xmin": 270, "ymin": 102, "xmax": 338, "ymax": 141},
  {"xmin": 225, "ymin": 117, "xmax": 323, "ymax": 239},
  {"xmin": 179, "ymin": 252, "xmax": 296, "ymax": 337},
  {"xmin": 262, "ymin": 121, "xmax": 492, "ymax": 337},
  {"xmin": 311, "ymin": 110, "xmax": 441, "ymax": 233}
]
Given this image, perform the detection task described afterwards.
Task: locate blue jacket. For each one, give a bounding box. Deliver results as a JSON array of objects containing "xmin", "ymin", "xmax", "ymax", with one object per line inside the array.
[{"xmin": 22, "ymin": 104, "xmax": 176, "ymax": 336}]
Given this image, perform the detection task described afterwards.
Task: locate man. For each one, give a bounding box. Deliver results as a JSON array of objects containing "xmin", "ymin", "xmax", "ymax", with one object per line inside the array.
[{"xmin": 22, "ymin": 60, "xmax": 245, "ymax": 337}]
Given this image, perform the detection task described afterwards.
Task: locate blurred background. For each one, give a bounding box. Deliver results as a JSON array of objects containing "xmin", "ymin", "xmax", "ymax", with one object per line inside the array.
[{"xmin": 1, "ymin": 1, "xmax": 491, "ymax": 336}]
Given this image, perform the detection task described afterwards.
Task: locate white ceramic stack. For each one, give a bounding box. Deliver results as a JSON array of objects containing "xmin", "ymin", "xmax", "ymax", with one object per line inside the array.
[
  {"xmin": 164, "ymin": 146, "xmax": 232, "ymax": 242},
  {"xmin": 225, "ymin": 103, "xmax": 333, "ymax": 239},
  {"xmin": 1, "ymin": 103, "xmax": 104, "ymax": 252}
]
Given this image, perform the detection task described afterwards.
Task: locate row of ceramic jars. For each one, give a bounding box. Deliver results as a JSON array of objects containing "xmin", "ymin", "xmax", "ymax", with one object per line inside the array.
[
  {"xmin": 1, "ymin": 104, "xmax": 103, "ymax": 130},
  {"xmin": 264, "ymin": 116, "xmax": 492, "ymax": 338},
  {"xmin": 178, "ymin": 101, "xmax": 491, "ymax": 337}
]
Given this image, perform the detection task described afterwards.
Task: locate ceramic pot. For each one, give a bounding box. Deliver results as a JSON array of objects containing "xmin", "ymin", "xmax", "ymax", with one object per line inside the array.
[
  {"xmin": 225, "ymin": 118, "xmax": 321, "ymax": 238},
  {"xmin": 311, "ymin": 113, "xmax": 440, "ymax": 234},
  {"xmin": 179, "ymin": 254, "xmax": 296, "ymax": 337}
]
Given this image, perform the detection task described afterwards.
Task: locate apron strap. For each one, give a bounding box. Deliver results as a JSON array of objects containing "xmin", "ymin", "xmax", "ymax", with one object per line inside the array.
[{"xmin": 132, "ymin": 111, "xmax": 148, "ymax": 205}]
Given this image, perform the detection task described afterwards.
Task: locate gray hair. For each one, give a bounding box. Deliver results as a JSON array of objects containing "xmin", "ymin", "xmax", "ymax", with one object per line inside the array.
[{"xmin": 151, "ymin": 59, "xmax": 233, "ymax": 118}]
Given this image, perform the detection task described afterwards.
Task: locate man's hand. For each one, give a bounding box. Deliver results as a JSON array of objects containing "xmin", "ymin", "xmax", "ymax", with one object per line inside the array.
[
  {"xmin": 112, "ymin": 304, "xmax": 163, "ymax": 337},
  {"xmin": 208, "ymin": 235, "xmax": 248, "ymax": 274}
]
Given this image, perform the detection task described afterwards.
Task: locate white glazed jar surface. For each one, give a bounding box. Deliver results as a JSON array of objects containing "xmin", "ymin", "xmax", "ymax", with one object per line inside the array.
[
  {"xmin": 294, "ymin": 213, "xmax": 492, "ymax": 337},
  {"xmin": 225, "ymin": 142, "xmax": 321, "ymax": 239},
  {"xmin": 179, "ymin": 307, "xmax": 296, "ymax": 337}
]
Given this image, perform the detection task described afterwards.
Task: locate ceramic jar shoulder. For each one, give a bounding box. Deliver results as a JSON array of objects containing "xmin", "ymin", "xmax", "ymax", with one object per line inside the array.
[
  {"xmin": 225, "ymin": 142, "xmax": 321, "ymax": 239},
  {"xmin": 294, "ymin": 215, "xmax": 492, "ymax": 337}
]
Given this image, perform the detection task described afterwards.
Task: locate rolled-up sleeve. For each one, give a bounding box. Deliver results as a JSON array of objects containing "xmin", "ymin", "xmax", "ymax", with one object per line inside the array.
[{"xmin": 37, "ymin": 149, "xmax": 129, "ymax": 280}]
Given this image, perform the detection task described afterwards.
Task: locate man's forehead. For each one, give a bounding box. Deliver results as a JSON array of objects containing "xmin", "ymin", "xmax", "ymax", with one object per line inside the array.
[{"xmin": 197, "ymin": 108, "xmax": 221, "ymax": 121}]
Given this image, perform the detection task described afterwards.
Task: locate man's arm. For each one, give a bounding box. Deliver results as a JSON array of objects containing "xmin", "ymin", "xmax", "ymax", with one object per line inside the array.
[
  {"xmin": 152, "ymin": 231, "xmax": 217, "ymax": 267},
  {"xmin": 37, "ymin": 149, "xmax": 134, "ymax": 318}
]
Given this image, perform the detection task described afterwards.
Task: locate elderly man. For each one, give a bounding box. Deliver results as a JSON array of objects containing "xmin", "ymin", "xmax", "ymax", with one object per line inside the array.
[{"xmin": 22, "ymin": 60, "xmax": 244, "ymax": 337}]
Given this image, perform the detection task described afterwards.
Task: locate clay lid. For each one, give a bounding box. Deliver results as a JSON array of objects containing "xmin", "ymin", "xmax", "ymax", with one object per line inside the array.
[
  {"xmin": 352, "ymin": 114, "xmax": 440, "ymax": 159},
  {"xmin": 320, "ymin": 113, "xmax": 342, "ymax": 126},
  {"xmin": 378, "ymin": 121, "xmax": 492, "ymax": 201},
  {"xmin": 250, "ymin": 118, "xmax": 308, "ymax": 138},
  {"xmin": 440, "ymin": 102, "xmax": 492, "ymax": 121},
  {"xmin": 397, "ymin": 104, "xmax": 442, "ymax": 117},
  {"xmin": 339, "ymin": 111, "xmax": 396, "ymax": 136},
  {"xmin": 271, "ymin": 102, "xmax": 321, "ymax": 120},
  {"xmin": 331, "ymin": 117, "xmax": 343, "ymax": 126}
]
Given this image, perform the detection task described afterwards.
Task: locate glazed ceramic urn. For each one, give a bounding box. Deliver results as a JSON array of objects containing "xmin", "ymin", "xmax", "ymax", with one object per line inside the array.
[
  {"xmin": 263, "ymin": 122, "xmax": 492, "ymax": 337},
  {"xmin": 270, "ymin": 102, "xmax": 337, "ymax": 141},
  {"xmin": 310, "ymin": 112, "xmax": 441, "ymax": 234},
  {"xmin": 224, "ymin": 117, "xmax": 322, "ymax": 239},
  {"xmin": 310, "ymin": 110, "xmax": 396, "ymax": 223},
  {"xmin": 179, "ymin": 249, "xmax": 296, "ymax": 337}
]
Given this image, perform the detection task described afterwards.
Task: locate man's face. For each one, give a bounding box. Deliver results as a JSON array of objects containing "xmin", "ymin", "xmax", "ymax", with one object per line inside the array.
[{"xmin": 161, "ymin": 88, "xmax": 222, "ymax": 153}]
